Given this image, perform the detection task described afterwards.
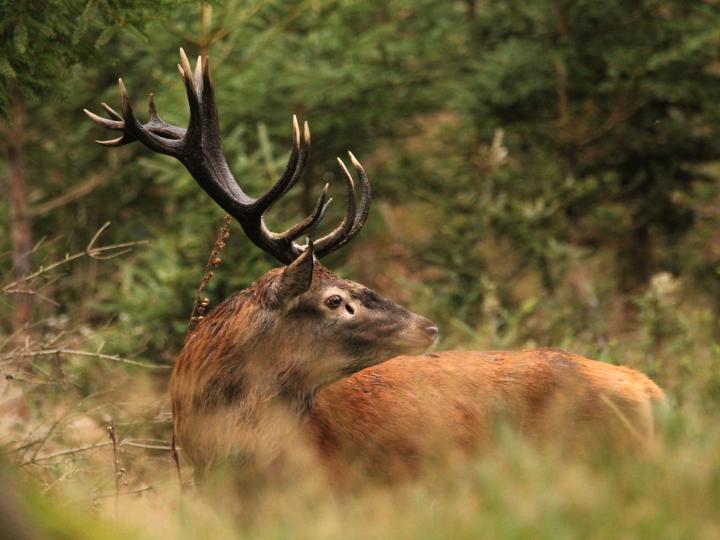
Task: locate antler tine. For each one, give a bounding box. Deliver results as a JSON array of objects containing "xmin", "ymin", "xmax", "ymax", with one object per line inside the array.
[
  {"xmin": 280, "ymin": 121, "xmax": 312, "ymax": 198},
  {"xmin": 313, "ymin": 152, "xmax": 371, "ymax": 257},
  {"xmin": 251, "ymin": 115, "xmax": 306, "ymax": 216},
  {"xmin": 84, "ymin": 108, "xmax": 124, "ymax": 130},
  {"xmin": 178, "ymin": 48, "xmax": 202, "ymax": 141},
  {"xmin": 285, "ymin": 184, "xmax": 333, "ymax": 240},
  {"xmin": 199, "ymin": 55, "xmax": 218, "ymax": 124},
  {"xmin": 84, "ymin": 101, "xmax": 133, "ymax": 147},
  {"xmin": 262, "ymin": 183, "xmax": 332, "ymax": 245},
  {"xmin": 347, "ymin": 151, "xmax": 372, "ymax": 237},
  {"xmin": 145, "ymin": 93, "xmax": 186, "ymax": 140},
  {"xmin": 313, "ymin": 157, "xmax": 358, "ymax": 257},
  {"xmin": 148, "ymin": 93, "xmax": 159, "ymax": 120},
  {"xmin": 101, "ymin": 102, "xmax": 123, "ymax": 121},
  {"xmin": 84, "ymin": 97, "xmax": 134, "ymax": 147},
  {"xmin": 118, "ymin": 78, "xmax": 182, "ymax": 155},
  {"xmin": 95, "ymin": 136, "xmax": 126, "ymax": 147},
  {"xmin": 194, "ymin": 55, "xmax": 204, "ymax": 96}
]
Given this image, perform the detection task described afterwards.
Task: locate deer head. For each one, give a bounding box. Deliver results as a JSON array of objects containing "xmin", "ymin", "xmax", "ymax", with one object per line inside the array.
[{"xmin": 85, "ymin": 49, "xmax": 438, "ymax": 407}]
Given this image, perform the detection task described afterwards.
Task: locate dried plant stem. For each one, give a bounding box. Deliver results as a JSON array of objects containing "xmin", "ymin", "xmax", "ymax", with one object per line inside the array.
[
  {"xmin": 186, "ymin": 215, "xmax": 231, "ymax": 337},
  {"xmin": 1, "ymin": 222, "xmax": 148, "ymax": 293},
  {"xmin": 599, "ymin": 393, "xmax": 645, "ymax": 445},
  {"xmin": 19, "ymin": 438, "xmax": 174, "ymax": 467},
  {"xmin": 174, "ymin": 215, "xmax": 233, "ymax": 491},
  {"xmin": 0, "ymin": 348, "xmax": 170, "ymax": 370},
  {"xmin": 122, "ymin": 441, "xmax": 173, "ymax": 451},
  {"xmin": 28, "ymin": 416, "xmax": 63, "ymax": 464},
  {"xmin": 2, "ymin": 289, "xmax": 60, "ymax": 306},
  {"xmin": 90, "ymin": 485, "xmax": 155, "ymax": 502},
  {"xmin": 28, "ymin": 173, "xmax": 108, "ymax": 217},
  {"xmin": 20, "ymin": 441, "xmax": 113, "ymax": 465},
  {"xmin": 107, "ymin": 419, "xmax": 122, "ymax": 516},
  {"xmin": 171, "ymin": 431, "xmax": 183, "ymax": 494}
]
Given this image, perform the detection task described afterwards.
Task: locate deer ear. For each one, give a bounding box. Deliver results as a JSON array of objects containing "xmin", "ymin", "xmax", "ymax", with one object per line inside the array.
[{"xmin": 275, "ymin": 241, "xmax": 315, "ymax": 303}]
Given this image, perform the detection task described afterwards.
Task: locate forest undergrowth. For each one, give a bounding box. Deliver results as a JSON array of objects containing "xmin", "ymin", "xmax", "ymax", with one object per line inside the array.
[{"xmin": 1, "ymin": 223, "xmax": 720, "ymax": 540}]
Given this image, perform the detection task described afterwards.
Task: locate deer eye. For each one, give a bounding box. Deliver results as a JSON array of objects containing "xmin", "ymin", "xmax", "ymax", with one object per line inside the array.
[{"xmin": 325, "ymin": 295, "xmax": 343, "ymax": 309}]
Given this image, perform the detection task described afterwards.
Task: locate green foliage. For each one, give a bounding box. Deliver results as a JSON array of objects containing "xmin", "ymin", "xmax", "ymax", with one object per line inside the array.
[
  {"xmin": 2, "ymin": 1, "xmax": 720, "ymax": 535},
  {"xmin": 0, "ymin": 0, "xmax": 197, "ymax": 115},
  {"xmin": 0, "ymin": 0, "xmax": 718, "ymax": 358}
]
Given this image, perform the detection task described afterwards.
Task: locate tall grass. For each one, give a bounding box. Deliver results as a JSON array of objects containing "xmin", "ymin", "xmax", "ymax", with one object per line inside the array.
[{"xmin": 2, "ymin": 242, "xmax": 720, "ymax": 539}]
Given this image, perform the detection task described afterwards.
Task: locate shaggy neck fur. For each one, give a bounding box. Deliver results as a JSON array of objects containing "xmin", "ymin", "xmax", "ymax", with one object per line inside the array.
[{"xmin": 171, "ymin": 267, "xmax": 349, "ymax": 472}]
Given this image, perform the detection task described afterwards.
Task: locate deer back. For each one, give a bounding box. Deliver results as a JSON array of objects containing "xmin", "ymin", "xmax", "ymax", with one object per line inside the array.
[{"xmin": 308, "ymin": 349, "xmax": 666, "ymax": 478}]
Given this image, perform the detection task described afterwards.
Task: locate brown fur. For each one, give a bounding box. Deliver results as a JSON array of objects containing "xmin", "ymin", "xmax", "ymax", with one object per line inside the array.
[
  {"xmin": 310, "ymin": 350, "xmax": 665, "ymax": 479},
  {"xmin": 171, "ymin": 265, "xmax": 666, "ymax": 482}
]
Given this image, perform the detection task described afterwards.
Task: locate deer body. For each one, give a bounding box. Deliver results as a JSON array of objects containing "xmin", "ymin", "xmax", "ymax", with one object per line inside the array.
[
  {"xmin": 170, "ymin": 265, "xmax": 664, "ymax": 480},
  {"xmin": 88, "ymin": 49, "xmax": 666, "ymax": 485},
  {"xmin": 311, "ymin": 350, "xmax": 664, "ymax": 477}
]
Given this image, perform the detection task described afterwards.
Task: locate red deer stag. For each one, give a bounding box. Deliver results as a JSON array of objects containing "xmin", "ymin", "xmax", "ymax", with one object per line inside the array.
[{"xmin": 85, "ymin": 49, "xmax": 666, "ymax": 483}]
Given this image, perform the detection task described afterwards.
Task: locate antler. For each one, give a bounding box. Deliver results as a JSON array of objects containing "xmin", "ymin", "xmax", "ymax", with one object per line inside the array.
[{"xmin": 84, "ymin": 48, "xmax": 370, "ymax": 265}]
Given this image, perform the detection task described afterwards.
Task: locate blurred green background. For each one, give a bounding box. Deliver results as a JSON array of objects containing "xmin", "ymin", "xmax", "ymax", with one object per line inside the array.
[{"xmin": 2, "ymin": 1, "xmax": 720, "ymax": 538}]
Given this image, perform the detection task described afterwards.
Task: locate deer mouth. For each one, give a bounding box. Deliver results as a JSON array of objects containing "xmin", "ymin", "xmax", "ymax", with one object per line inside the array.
[{"xmin": 395, "ymin": 318, "xmax": 439, "ymax": 354}]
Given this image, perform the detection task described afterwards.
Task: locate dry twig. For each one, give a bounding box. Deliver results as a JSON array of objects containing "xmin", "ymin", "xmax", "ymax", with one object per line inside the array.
[
  {"xmin": 186, "ymin": 215, "xmax": 231, "ymax": 336},
  {"xmin": 107, "ymin": 419, "xmax": 123, "ymax": 515},
  {"xmin": 1, "ymin": 222, "xmax": 148, "ymax": 294},
  {"xmin": 20, "ymin": 441, "xmax": 113, "ymax": 466},
  {"xmin": 121, "ymin": 440, "xmax": 173, "ymax": 451},
  {"xmin": 28, "ymin": 174, "xmax": 107, "ymax": 217},
  {"xmin": 0, "ymin": 348, "xmax": 170, "ymax": 370},
  {"xmin": 91, "ymin": 485, "xmax": 155, "ymax": 502},
  {"xmin": 1, "ymin": 289, "xmax": 60, "ymax": 306},
  {"xmin": 171, "ymin": 431, "xmax": 183, "ymax": 494}
]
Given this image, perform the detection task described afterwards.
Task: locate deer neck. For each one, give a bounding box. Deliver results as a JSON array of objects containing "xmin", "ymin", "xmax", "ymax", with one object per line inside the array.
[{"xmin": 215, "ymin": 346, "xmax": 319, "ymax": 421}]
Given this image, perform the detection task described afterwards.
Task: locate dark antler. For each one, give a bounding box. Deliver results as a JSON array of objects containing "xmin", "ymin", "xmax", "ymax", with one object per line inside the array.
[{"xmin": 84, "ymin": 48, "xmax": 370, "ymax": 264}]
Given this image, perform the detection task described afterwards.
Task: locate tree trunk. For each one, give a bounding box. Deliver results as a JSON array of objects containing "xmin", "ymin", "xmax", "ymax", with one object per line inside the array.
[
  {"xmin": 6, "ymin": 91, "xmax": 33, "ymax": 338},
  {"xmin": 613, "ymin": 216, "xmax": 651, "ymax": 324}
]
